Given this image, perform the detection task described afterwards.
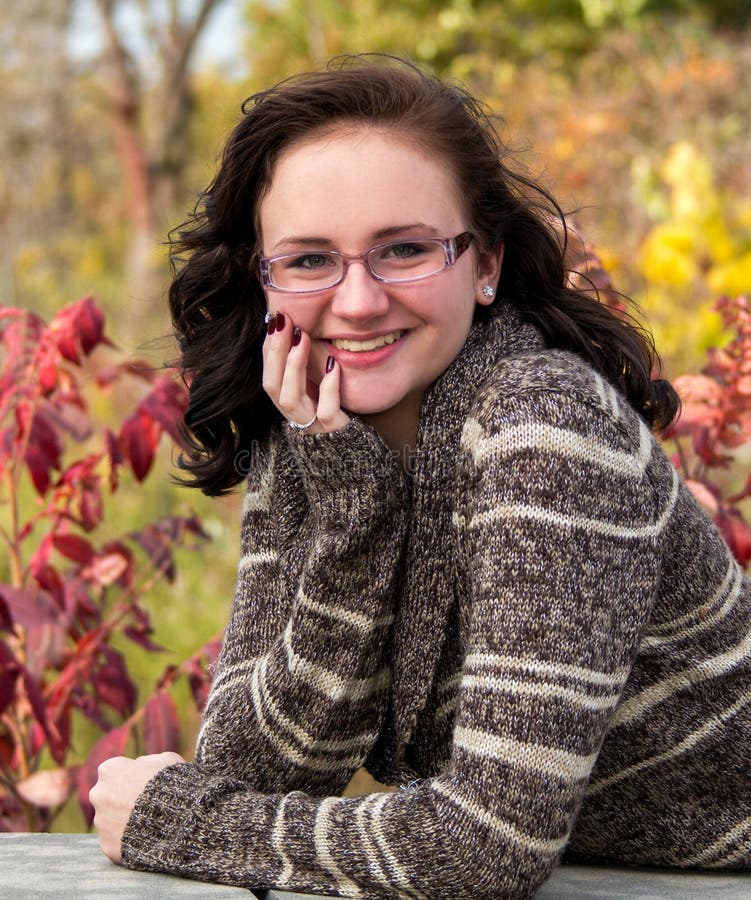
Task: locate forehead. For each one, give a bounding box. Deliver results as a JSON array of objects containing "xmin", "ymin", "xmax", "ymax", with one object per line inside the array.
[{"xmin": 258, "ymin": 128, "xmax": 467, "ymax": 248}]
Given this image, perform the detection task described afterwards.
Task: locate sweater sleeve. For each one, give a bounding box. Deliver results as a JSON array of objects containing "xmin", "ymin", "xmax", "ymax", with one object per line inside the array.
[
  {"xmin": 192, "ymin": 418, "xmax": 408, "ymax": 796},
  {"xmin": 121, "ymin": 382, "xmax": 670, "ymax": 898}
]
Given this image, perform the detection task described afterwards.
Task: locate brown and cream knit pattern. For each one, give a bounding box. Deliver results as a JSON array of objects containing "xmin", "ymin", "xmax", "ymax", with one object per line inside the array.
[{"xmin": 122, "ymin": 305, "xmax": 751, "ymax": 898}]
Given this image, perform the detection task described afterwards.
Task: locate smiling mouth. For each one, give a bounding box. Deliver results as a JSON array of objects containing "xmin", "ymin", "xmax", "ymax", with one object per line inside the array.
[{"xmin": 330, "ymin": 330, "xmax": 406, "ymax": 352}]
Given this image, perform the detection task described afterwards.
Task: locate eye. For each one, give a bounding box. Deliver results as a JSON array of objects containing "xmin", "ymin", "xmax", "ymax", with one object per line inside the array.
[
  {"xmin": 381, "ymin": 242, "xmax": 426, "ymax": 260},
  {"xmin": 283, "ymin": 253, "xmax": 336, "ymax": 270}
]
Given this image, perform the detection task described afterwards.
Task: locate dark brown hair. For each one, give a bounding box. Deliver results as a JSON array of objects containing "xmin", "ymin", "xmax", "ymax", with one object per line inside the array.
[{"xmin": 168, "ymin": 54, "xmax": 678, "ymax": 495}]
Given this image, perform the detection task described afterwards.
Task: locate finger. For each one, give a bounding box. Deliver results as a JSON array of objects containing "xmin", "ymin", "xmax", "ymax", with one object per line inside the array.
[
  {"xmin": 314, "ymin": 356, "xmax": 350, "ymax": 432},
  {"xmin": 261, "ymin": 311, "xmax": 293, "ymax": 401},
  {"xmin": 135, "ymin": 751, "xmax": 185, "ymax": 767},
  {"xmin": 278, "ymin": 329, "xmax": 317, "ymax": 420},
  {"xmin": 97, "ymin": 756, "xmax": 126, "ymax": 779}
]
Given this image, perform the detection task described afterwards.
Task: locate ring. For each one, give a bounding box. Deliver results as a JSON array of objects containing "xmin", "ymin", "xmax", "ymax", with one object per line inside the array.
[
  {"xmin": 264, "ymin": 311, "xmax": 275, "ymax": 324},
  {"xmin": 286, "ymin": 414, "xmax": 317, "ymax": 432}
]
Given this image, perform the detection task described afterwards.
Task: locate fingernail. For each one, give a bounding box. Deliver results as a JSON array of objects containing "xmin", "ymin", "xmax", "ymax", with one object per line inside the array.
[
  {"xmin": 292, "ymin": 327, "xmax": 302, "ymax": 347},
  {"xmin": 275, "ymin": 312, "xmax": 285, "ymax": 331},
  {"xmin": 267, "ymin": 315, "xmax": 276, "ymax": 335},
  {"xmin": 326, "ymin": 355, "xmax": 335, "ymax": 373}
]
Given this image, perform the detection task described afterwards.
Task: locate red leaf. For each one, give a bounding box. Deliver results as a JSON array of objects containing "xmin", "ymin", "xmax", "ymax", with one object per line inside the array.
[
  {"xmin": 716, "ymin": 509, "xmax": 751, "ymax": 567},
  {"xmin": 26, "ymin": 623, "xmax": 68, "ymax": 680},
  {"xmin": 129, "ymin": 522, "xmax": 176, "ymax": 580},
  {"xmin": 186, "ymin": 636, "xmax": 221, "ymax": 712},
  {"xmin": 37, "ymin": 344, "xmax": 59, "ymax": 396},
  {"xmin": 121, "ymin": 602, "xmax": 162, "ymax": 652},
  {"xmin": 29, "ymin": 534, "xmax": 53, "ymax": 575},
  {"xmin": 0, "ymin": 586, "xmax": 58, "ymax": 628},
  {"xmin": 668, "ymin": 375, "xmax": 723, "ymax": 436},
  {"xmin": 78, "ymin": 483, "xmax": 104, "ymax": 531},
  {"xmin": 123, "ymin": 617, "xmax": 163, "ymax": 652},
  {"xmin": 142, "ymin": 691, "xmax": 180, "ymax": 754},
  {"xmin": 0, "ymin": 641, "xmax": 20, "ymax": 716},
  {"xmin": 74, "ymin": 691, "xmax": 111, "ymax": 732},
  {"xmin": 52, "ymin": 534, "xmax": 95, "ymax": 566},
  {"xmin": 0, "ymin": 595, "xmax": 12, "ymax": 631},
  {"xmin": 57, "ymin": 456, "xmax": 105, "ymax": 531},
  {"xmin": 93, "ymin": 647, "xmax": 137, "ymax": 717},
  {"xmin": 76, "ymin": 724, "xmax": 131, "ymax": 826},
  {"xmin": 139, "ymin": 375, "xmax": 189, "ymax": 447},
  {"xmin": 49, "ymin": 296, "xmax": 109, "ymax": 364},
  {"xmin": 95, "ymin": 358, "xmax": 155, "ymax": 388},
  {"xmin": 17, "ymin": 768, "xmax": 73, "ymax": 808},
  {"xmin": 21, "ymin": 408, "xmax": 63, "ymax": 495},
  {"xmin": 22, "ymin": 669, "xmax": 52, "ymax": 743},
  {"xmin": 46, "ymin": 689, "xmax": 73, "ymax": 763},
  {"xmin": 0, "ymin": 795, "xmax": 29, "ymax": 832},
  {"xmin": 686, "ymin": 479, "xmax": 720, "ymax": 515},
  {"xmin": 100, "ymin": 541, "xmax": 134, "ymax": 589},
  {"xmin": 120, "ymin": 410, "xmax": 160, "ymax": 481},
  {"xmin": 64, "ymin": 576, "xmax": 98, "ymax": 624},
  {"xmin": 29, "ymin": 721, "xmax": 47, "ymax": 756},
  {"xmin": 82, "ymin": 550, "xmax": 130, "ymax": 588},
  {"xmin": 40, "ymin": 395, "xmax": 92, "ymax": 442},
  {"xmin": 31, "ymin": 563, "xmax": 65, "ymax": 610}
]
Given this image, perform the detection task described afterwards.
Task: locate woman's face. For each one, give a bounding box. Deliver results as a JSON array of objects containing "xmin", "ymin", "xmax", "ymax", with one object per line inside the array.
[{"xmin": 258, "ymin": 128, "xmax": 500, "ymax": 434}]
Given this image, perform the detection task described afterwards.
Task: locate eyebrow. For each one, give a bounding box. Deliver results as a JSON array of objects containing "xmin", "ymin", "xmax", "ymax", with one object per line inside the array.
[{"xmin": 271, "ymin": 223, "xmax": 442, "ymax": 252}]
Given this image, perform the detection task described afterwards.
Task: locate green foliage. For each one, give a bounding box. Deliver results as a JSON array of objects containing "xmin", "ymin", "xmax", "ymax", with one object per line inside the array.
[
  {"xmin": 242, "ymin": 0, "xmax": 599, "ymax": 85},
  {"xmin": 642, "ymin": 0, "xmax": 751, "ymax": 26}
]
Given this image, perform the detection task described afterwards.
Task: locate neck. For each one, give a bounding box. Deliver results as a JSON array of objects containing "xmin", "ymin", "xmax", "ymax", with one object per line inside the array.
[{"xmin": 361, "ymin": 394, "xmax": 423, "ymax": 469}]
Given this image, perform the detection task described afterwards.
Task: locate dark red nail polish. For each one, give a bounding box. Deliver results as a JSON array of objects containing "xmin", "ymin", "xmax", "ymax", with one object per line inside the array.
[
  {"xmin": 275, "ymin": 312, "xmax": 285, "ymax": 331},
  {"xmin": 292, "ymin": 327, "xmax": 302, "ymax": 347},
  {"xmin": 267, "ymin": 316, "xmax": 276, "ymax": 335},
  {"xmin": 326, "ymin": 355, "xmax": 335, "ymax": 373}
]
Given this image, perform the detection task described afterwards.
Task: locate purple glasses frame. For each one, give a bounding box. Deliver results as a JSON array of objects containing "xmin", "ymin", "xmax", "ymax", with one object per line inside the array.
[{"xmin": 258, "ymin": 232, "xmax": 474, "ymax": 294}]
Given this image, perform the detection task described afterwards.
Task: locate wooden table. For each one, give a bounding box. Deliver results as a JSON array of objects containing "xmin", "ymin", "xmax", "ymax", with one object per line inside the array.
[{"xmin": 2, "ymin": 833, "xmax": 749, "ymax": 898}]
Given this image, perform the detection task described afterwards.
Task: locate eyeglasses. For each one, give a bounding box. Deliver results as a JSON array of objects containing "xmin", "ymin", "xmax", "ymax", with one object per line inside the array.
[{"xmin": 258, "ymin": 232, "xmax": 474, "ymax": 294}]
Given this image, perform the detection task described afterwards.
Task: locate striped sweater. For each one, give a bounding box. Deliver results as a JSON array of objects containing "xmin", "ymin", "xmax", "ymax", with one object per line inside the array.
[{"xmin": 121, "ymin": 304, "xmax": 751, "ymax": 897}]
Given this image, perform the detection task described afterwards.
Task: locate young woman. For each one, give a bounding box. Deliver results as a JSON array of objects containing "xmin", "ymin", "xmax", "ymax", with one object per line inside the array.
[{"xmin": 90, "ymin": 56, "xmax": 751, "ymax": 897}]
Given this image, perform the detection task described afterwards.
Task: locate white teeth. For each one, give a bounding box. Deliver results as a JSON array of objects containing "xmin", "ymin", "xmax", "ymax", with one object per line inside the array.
[{"xmin": 331, "ymin": 331, "xmax": 404, "ymax": 352}]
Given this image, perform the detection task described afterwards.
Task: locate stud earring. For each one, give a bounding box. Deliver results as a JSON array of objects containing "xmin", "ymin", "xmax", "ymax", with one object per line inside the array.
[{"xmin": 482, "ymin": 285, "xmax": 494, "ymax": 298}]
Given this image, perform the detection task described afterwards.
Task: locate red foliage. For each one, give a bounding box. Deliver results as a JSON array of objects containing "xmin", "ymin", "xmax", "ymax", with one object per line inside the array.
[
  {"xmin": 663, "ymin": 295, "xmax": 751, "ymax": 566},
  {"xmin": 0, "ymin": 299, "xmax": 216, "ymax": 832}
]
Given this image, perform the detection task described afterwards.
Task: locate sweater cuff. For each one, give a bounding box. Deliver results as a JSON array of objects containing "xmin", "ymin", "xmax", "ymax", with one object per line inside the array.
[
  {"xmin": 120, "ymin": 763, "xmax": 245, "ymax": 875},
  {"xmin": 285, "ymin": 418, "xmax": 407, "ymax": 523}
]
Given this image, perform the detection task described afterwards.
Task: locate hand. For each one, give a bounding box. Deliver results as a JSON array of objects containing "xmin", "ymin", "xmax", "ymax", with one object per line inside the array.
[
  {"xmin": 90, "ymin": 751, "xmax": 185, "ymax": 864},
  {"xmin": 262, "ymin": 311, "xmax": 350, "ymax": 434}
]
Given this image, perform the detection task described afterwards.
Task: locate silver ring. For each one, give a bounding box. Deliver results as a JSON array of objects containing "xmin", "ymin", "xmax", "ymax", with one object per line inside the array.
[
  {"xmin": 264, "ymin": 311, "xmax": 275, "ymax": 324},
  {"xmin": 286, "ymin": 414, "xmax": 317, "ymax": 432}
]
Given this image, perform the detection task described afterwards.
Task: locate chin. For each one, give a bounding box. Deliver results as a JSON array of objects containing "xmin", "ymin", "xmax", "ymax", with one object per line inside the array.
[{"xmin": 343, "ymin": 400, "xmax": 395, "ymax": 417}]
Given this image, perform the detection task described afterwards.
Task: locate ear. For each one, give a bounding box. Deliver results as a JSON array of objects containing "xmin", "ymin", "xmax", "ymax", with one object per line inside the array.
[{"xmin": 475, "ymin": 242, "xmax": 505, "ymax": 306}]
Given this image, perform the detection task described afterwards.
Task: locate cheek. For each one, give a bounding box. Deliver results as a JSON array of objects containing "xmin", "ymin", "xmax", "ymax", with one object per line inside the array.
[{"xmin": 306, "ymin": 343, "xmax": 328, "ymax": 385}]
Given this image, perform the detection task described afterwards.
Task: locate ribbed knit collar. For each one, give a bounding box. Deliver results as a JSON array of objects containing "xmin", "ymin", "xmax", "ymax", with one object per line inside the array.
[{"xmin": 390, "ymin": 303, "xmax": 545, "ymax": 749}]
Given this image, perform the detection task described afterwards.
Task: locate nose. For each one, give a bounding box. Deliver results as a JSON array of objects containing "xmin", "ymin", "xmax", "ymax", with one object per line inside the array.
[{"xmin": 329, "ymin": 260, "xmax": 390, "ymax": 320}]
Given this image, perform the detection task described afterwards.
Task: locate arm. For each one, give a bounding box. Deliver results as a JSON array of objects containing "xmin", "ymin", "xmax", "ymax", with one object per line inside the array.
[
  {"xmin": 196, "ymin": 418, "xmax": 408, "ymax": 796},
  {"xmin": 119, "ymin": 385, "xmax": 667, "ymax": 897}
]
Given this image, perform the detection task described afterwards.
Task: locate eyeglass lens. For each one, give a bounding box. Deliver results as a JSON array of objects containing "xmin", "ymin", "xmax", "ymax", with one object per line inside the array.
[{"xmin": 268, "ymin": 239, "xmax": 449, "ymax": 291}]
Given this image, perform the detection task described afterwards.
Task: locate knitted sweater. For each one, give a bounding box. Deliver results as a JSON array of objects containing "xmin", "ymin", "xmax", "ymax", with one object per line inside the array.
[{"xmin": 121, "ymin": 304, "xmax": 751, "ymax": 898}]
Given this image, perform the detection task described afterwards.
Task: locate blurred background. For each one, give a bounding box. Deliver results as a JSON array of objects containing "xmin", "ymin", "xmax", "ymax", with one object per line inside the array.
[
  {"xmin": 5, "ymin": 1, "xmax": 750, "ymax": 366},
  {"xmin": 2, "ymin": 0, "xmax": 750, "ymax": 829}
]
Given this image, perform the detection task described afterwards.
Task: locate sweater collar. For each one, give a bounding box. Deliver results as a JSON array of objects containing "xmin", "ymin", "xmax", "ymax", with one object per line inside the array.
[
  {"xmin": 416, "ymin": 303, "xmax": 543, "ymax": 454},
  {"xmin": 391, "ymin": 303, "xmax": 544, "ymax": 747}
]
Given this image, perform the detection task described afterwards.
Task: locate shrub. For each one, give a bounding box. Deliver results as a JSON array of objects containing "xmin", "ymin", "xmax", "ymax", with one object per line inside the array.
[
  {"xmin": 663, "ymin": 294, "xmax": 751, "ymax": 567},
  {"xmin": 0, "ymin": 297, "xmax": 219, "ymax": 832}
]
